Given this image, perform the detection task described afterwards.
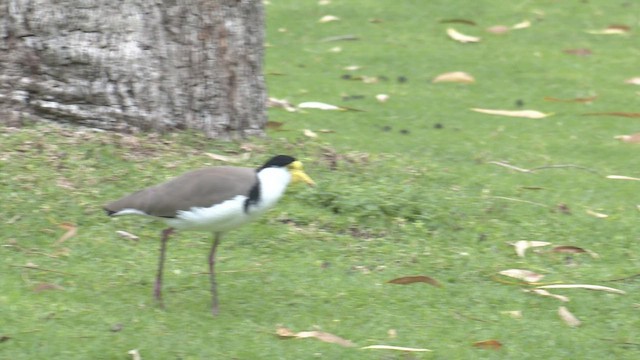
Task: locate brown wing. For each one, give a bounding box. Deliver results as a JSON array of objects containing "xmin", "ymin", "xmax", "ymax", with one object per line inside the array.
[{"xmin": 104, "ymin": 167, "xmax": 257, "ymax": 217}]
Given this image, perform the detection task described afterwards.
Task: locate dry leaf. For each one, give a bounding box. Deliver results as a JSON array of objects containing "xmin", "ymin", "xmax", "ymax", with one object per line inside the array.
[
  {"xmin": 388, "ymin": 275, "xmax": 441, "ymax": 287},
  {"xmin": 543, "ymin": 95, "xmax": 597, "ymax": 103},
  {"xmin": 537, "ymin": 284, "xmax": 626, "ymax": 295},
  {"xmin": 33, "ymin": 283, "xmax": 64, "ymax": 292},
  {"xmin": 511, "ymin": 240, "xmax": 552, "ymax": 257},
  {"xmin": 471, "ymin": 108, "xmax": 551, "ymax": 119},
  {"xmin": 583, "ymin": 112, "xmax": 640, "ymax": 118},
  {"xmin": 303, "ymin": 129, "xmax": 318, "ymax": 138},
  {"xmin": 318, "ymin": 0, "xmax": 331, "ymax": 5},
  {"xmin": 128, "ymin": 349, "xmax": 142, "ymax": 360},
  {"xmin": 624, "ymin": 77, "xmax": 640, "ymax": 85},
  {"xmin": 587, "ymin": 25, "xmax": 629, "ymax": 35},
  {"xmin": 486, "ymin": 25, "xmax": 510, "ymax": 34},
  {"xmin": 473, "ymin": 339, "xmax": 503, "ymax": 350},
  {"xmin": 501, "ymin": 310, "xmax": 523, "ymax": 319},
  {"xmin": 266, "ymin": 121, "xmax": 285, "ymax": 130},
  {"xmin": 56, "ymin": 223, "xmax": 77, "ymax": 245},
  {"xmin": 387, "ymin": 329, "xmax": 397, "ymax": 339},
  {"xmin": 433, "ymin": 71, "xmax": 475, "ymax": 84},
  {"xmin": 558, "ymin": 306, "xmax": 581, "ymax": 327},
  {"xmin": 319, "ymin": 15, "xmax": 340, "ymax": 23},
  {"xmin": 267, "ymin": 97, "xmax": 297, "ymax": 112},
  {"xmin": 551, "ymin": 245, "xmax": 599, "ymax": 258},
  {"xmin": 499, "ymin": 269, "xmax": 545, "ymax": 283},
  {"xmin": 276, "ymin": 326, "xmax": 355, "ymax": 347},
  {"xmin": 298, "ymin": 101, "xmax": 341, "ymax": 111},
  {"xmin": 446, "ymin": 28, "xmax": 481, "ymax": 43},
  {"xmin": 564, "ymin": 48, "xmax": 592, "ymax": 56},
  {"xmin": 586, "ymin": 209, "xmax": 608, "ymax": 218},
  {"xmin": 361, "ymin": 345, "xmax": 432, "ymax": 352},
  {"xmin": 116, "ymin": 230, "xmax": 139, "ymax": 241},
  {"xmin": 525, "ymin": 288, "xmax": 570, "ymax": 302},
  {"xmin": 606, "ymin": 175, "xmax": 640, "ymax": 181},
  {"xmin": 343, "ymin": 65, "xmax": 362, "ymax": 71},
  {"xmin": 512, "ymin": 20, "xmax": 531, "ymax": 29},
  {"xmin": 614, "ymin": 134, "xmax": 640, "ymax": 143},
  {"xmin": 375, "ymin": 94, "xmax": 389, "ymax": 103},
  {"xmin": 204, "ymin": 153, "xmax": 249, "ymax": 163},
  {"xmin": 439, "ymin": 19, "xmax": 477, "ymax": 26}
]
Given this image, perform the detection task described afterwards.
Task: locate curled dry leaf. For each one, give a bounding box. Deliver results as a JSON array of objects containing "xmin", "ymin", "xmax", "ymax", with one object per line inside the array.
[
  {"xmin": 303, "ymin": 129, "xmax": 318, "ymax": 138},
  {"xmin": 361, "ymin": 345, "xmax": 432, "ymax": 352},
  {"xmin": 388, "ymin": 275, "xmax": 441, "ymax": 287},
  {"xmin": 499, "ymin": 269, "xmax": 545, "ymax": 283},
  {"xmin": 525, "ymin": 288, "xmax": 570, "ymax": 302},
  {"xmin": 276, "ymin": 326, "xmax": 355, "ymax": 347},
  {"xmin": 543, "ymin": 95, "xmax": 597, "ymax": 103},
  {"xmin": 56, "ymin": 223, "xmax": 77, "ymax": 245},
  {"xmin": 558, "ymin": 306, "xmax": 581, "ymax": 327},
  {"xmin": 471, "ymin": 108, "xmax": 551, "ymax": 119},
  {"xmin": 319, "ymin": 15, "xmax": 340, "ymax": 23},
  {"xmin": 446, "ymin": 28, "xmax": 481, "ymax": 43},
  {"xmin": 586, "ymin": 209, "xmax": 608, "ymax": 218},
  {"xmin": 473, "ymin": 339, "xmax": 503, "ymax": 350},
  {"xmin": 614, "ymin": 134, "xmax": 640, "ymax": 143},
  {"xmin": 552, "ymin": 245, "xmax": 599, "ymax": 258},
  {"xmin": 116, "ymin": 230, "xmax": 139, "ymax": 241},
  {"xmin": 625, "ymin": 77, "xmax": 640, "ymax": 85},
  {"xmin": 606, "ymin": 175, "xmax": 640, "ymax": 181},
  {"xmin": 512, "ymin": 240, "xmax": 552, "ymax": 257},
  {"xmin": 265, "ymin": 121, "xmax": 284, "ymax": 130},
  {"xmin": 432, "ymin": 71, "xmax": 475, "ymax": 84},
  {"xmin": 298, "ymin": 102, "xmax": 341, "ymax": 111},
  {"xmin": 537, "ymin": 284, "xmax": 626, "ymax": 295}
]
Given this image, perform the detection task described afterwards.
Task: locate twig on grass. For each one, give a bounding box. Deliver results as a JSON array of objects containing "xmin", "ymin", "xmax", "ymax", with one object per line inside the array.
[
  {"xmin": 491, "ymin": 196, "xmax": 549, "ymax": 208},
  {"xmin": 489, "ymin": 161, "xmax": 600, "ymax": 175},
  {"xmin": 604, "ymin": 273, "xmax": 640, "ymax": 282}
]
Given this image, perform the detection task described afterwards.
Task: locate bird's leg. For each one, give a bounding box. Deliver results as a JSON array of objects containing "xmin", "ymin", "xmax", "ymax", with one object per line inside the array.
[
  {"xmin": 155, "ymin": 227, "xmax": 174, "ymax": 308},
  {"xmin": 209, "ymin": 232, "xmax": 222, "ymax": 316}
]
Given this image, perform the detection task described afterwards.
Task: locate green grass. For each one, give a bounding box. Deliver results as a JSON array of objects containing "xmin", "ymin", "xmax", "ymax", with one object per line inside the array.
[{"xmin": 2, "ymin": 1, "xmax": 640, "ymax": 359}]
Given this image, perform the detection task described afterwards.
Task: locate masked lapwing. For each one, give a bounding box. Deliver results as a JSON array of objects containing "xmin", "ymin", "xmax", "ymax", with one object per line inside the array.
[{"xmin": 104, "ymin": 155, "xmax": 315, "ymax": 315}]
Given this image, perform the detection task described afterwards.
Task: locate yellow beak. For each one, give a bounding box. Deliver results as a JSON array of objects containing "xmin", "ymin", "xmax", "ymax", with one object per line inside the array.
[{"xmin": 289, "ymin": 161, "xmax": 316, "ymax": 187}]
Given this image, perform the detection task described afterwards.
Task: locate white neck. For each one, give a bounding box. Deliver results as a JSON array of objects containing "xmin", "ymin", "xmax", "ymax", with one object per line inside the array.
[{"xmin": 253, "ymin": 167, "xmax": 291, "ymax": 212}]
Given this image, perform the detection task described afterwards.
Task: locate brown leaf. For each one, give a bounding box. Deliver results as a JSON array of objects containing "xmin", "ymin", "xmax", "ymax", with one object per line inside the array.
[
  {"xmin": 558, "ymin": 306, "xmax": 581, "ymax": 327},
  {"xmin": 552, "ymin": 246, "xmax": 586, "ymax": 254},
  {"xmin": 564, "ymin": 48, "xmax": 592, "ymax": 56},
  {"xmin": 55, "ymin": 223, "xmax": 77, "ymax": 245},
  {"xmin": 388, "ymin": 275, "xmax": 441, "ymax": 287},
  {"xmin": 265, "ymin": 121, "xmax": 284, "ymax": 130},
  {"xmin": 473, "ymin": 339, "xmax": 503, "ymax": 350},
  {"xmin": 33, "ymin": 283, "xmax": 64, "ymax": 292},
  {"xmin": 439, "ymin": 19, "xmax": 477, "ymax": 26},
  {"xmin": 471, "ymin": 108, "xmax": 551, "ymax": 119},
  {"xmin": 543, "ymin": 95, "xmax": 597, "ymax": 103},
  {"xmin": 446, "ymin": 28, "xmax": 481, "ymax": 43},
  {"xmin": 583, "ymin": 112, "xmax": 640, "ymax": 118},
  {"xmin": 433, "ymin": 71, "xmax": 475, "ymax": 84}
]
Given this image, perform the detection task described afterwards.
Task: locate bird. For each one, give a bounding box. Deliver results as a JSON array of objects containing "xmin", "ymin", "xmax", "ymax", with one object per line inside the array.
[{"xmin": 104, "ymin": 155, "xmax": 315, "ymax": 315}]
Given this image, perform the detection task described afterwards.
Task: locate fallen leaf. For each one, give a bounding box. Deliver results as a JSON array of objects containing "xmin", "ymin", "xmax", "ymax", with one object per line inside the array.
[
  {"xmin": 303, "ymin": 129, "xmax": 318, "ymax": 138},
  {"xmin": 551, "ymin": 245, "xmax": 601, "ymax": 259},
  {"xmin": 525, "ymin": 288, "xmax": 570, "ymax": 302},
  {"xmin": 267, "ymin": 97, "xmax": 297, "ymax": 112},
  {"xmin": 543, "ymin": 95, "xmax": 597, "ymax": 103},
  {"xmin": 501, "ymin": 310, "xmax": 523, "ymax": 319},
  {"xmin": 587, "ymin": 25, "xmax": 629, "ymax": 35},
  {"xmin": 318, "ymin": 0, "xmax": 331, "ymax": 5},
  {"xmin": 486, "ymin": 25, "xmax": 510, "ymax": 34},
  {"xmin": 361, "ymin": 345, "xmax": 432, "ymax": 352},
  {"xmin": 499, "ymin": 269, "xmax": 545, "ymax": 283},
  {"xmin": 473, "ymin": 339, "xmax": 503, "ymax": 350},
  {"xmin": 343, "ymin": 65, "xmax": 362, "ymax": 71},
  {"xmin": 512, "ymin": 20, "xmax": 531, "ymax": 29},
  {"xmin": 606, "ymin": 175, "xmax": 640, "ymax": 181},
  {"xmin": 55, "ymin": 223, "xmax": 77, "ymax": 245},
  {"xmin": 586, "ymin": 209, "xmax": 608, "ymax": 218},
  {"xmin": 583, "ymin": 112, "xmax": 640, "ymax": 118},
  {"xmin": 329, "ymin": 46, "xmax": 342, "ymax": 53},
  {"xmin": 511, "ymin": 240, "xmax": 552, "ymax": 257},
  {"xmin": 564, "ymin": 48, "xmax": 592, "ymax": 56},
  {"xmin": 319, "ymin": 15, "xmax": 340, "ymax": 23},
  {"xmin": 446, "ymin": 28, "xmax": 481, "ymax": 43},
  {"xmin": 537, "ymin": 284, "xmax": 626, "ymax": 295},
  {"xmin": 625, "ymin": 77, "xmax": 640, "ymax": 85},
  {"xmin": 116, "ymin": 230, "xmax": 139, "ymax": 241},
  {"xmin": 471, "ymin": 108, "xmax": 551, "ymax": 119},
  {"xmin": 128, "ymin": 349, "xmax": 142, "ymax": 360},
  {"xmin": 387, "ymin": 329, "xmax": 397, "ymax": 339},
  {"xmin": 433, "ymin": 71, "xmax": 475, "ymax": 84},
  {"xmin": 298, "ymin": 101, "xmax": 342, "ymax": 111},
  {"xmin": 614, "ymin": 134, "xmax": 640, "ymax": 143},
  {"xmin": 439, "ymin": 19, "xmax": 477, "ymax": 26},
  {"xmin": 558, "ymin": 306, "xmax": 581, "ymax": 327},
  {"xmin": 375, "ymin": 94, "xmax": 389, "ymax": 103},
  {"xmin": 33, "ymin": 283, "xmax": 64, "ymax": 292},
  {"xmin": 266, "ymin": 121, "xmax": 285, "ymax": 130},
  {"xmin": 276, "ymin": 326, "xmax": 355, "ymax": 347},
  {"xmin": 388, "ymin": 275, "xmax": 441, "ymax": 287},
  {"xmin": 320, "ymin": 34, "xmax": 359, "ymax": 42}
]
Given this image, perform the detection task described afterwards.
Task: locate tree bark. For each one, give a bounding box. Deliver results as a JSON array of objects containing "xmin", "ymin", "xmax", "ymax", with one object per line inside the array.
[{"xmin": 0, "ymin": 0, "xmax": 266, "ymax": 139}]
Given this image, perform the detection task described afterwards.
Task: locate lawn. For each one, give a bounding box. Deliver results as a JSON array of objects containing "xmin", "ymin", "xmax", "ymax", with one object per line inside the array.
[{"xmin": 2, "ymin": 1, "xmax": 640, "ymax": 359}]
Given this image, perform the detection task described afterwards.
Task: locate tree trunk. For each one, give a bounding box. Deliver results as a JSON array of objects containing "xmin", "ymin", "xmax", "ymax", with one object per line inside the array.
[{"xmin": 0, "ymin": 0, "xmax": 266, "ymax": 139}]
